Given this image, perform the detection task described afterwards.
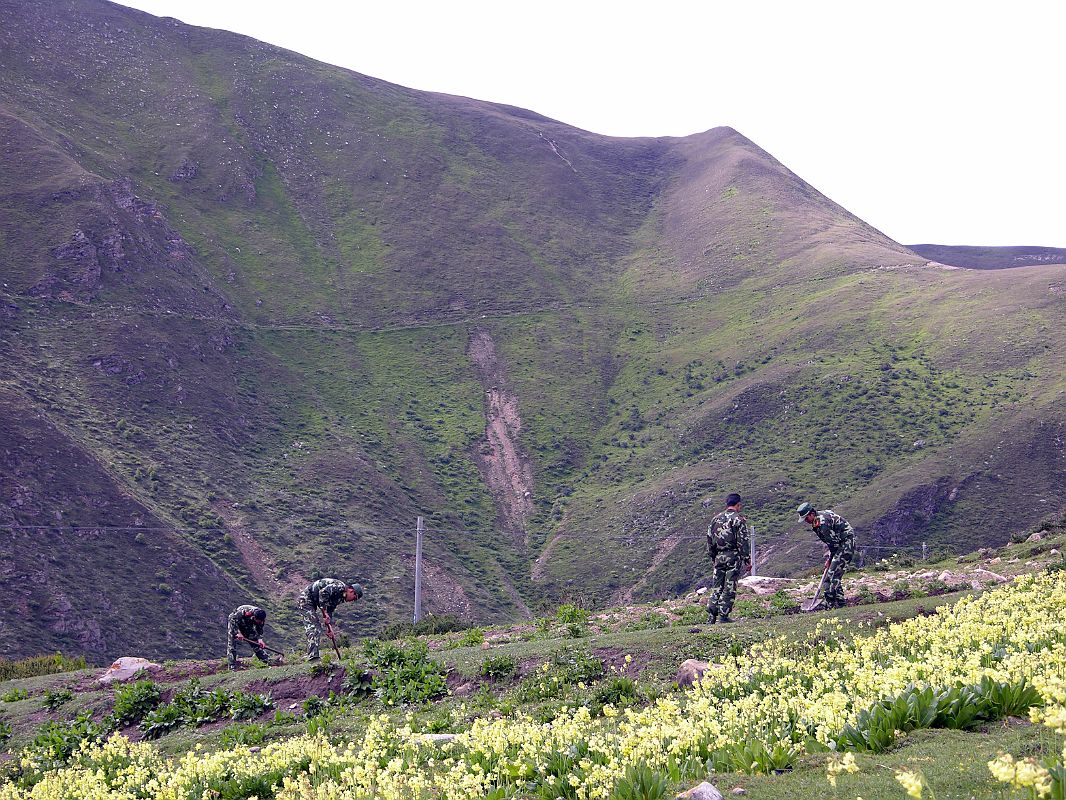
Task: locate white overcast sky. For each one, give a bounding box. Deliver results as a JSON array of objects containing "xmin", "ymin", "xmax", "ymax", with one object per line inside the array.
[{"xmin": 114, "ymin": 0, "xmax": 1064, "ymax": 247}]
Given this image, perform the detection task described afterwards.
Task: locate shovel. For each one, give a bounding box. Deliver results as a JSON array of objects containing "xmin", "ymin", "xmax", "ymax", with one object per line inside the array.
[
  {"xmin": 323, "ymin": 614, "xmax": 343, "ymax": 660},
  {"xmin": 801, "ymin": 563, "xmax": 830, "ymax": 612},
  {"xmin": 237, "ymin": 635, "xmax": 286, "ymax": 663}
]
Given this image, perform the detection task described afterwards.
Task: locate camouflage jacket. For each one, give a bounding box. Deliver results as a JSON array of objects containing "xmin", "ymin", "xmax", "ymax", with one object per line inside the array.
[
  {"xmin": 707, "ymin": 509, "xmax": 751, "ymax": 563},
  {"xmin": 812, "ymin": 510, "xmax": 855, "ymax": 554},
  {"xmin": 304, "ymin": 578, "xmax": 348, "ymax": 616},
  {"xmin": 229, "ymin": 605, "xmax": 265, "ymax": 640}
]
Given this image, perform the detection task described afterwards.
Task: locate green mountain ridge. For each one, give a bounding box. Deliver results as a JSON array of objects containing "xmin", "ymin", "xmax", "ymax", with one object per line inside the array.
[{"xmin": 2, "ymin": 0, "xmax": 1065, "ymax": 661}]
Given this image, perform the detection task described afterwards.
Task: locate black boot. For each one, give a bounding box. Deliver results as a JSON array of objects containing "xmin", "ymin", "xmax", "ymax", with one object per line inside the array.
[{"xmin": 718, "ymin": 614, "xmax": 733, "ymax": 624}]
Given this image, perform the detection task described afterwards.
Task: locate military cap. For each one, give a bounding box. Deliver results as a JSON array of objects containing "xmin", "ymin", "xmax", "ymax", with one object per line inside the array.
[{"xmin": 796, "ymin": 501, "xmax": 816, "ymax": 518}]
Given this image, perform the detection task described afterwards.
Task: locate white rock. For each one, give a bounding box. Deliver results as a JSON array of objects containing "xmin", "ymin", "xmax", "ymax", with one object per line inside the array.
[
  {"xmin": 732, "ymin": 789, "xmax": 747, "ymax": 796},
  {"xmin": 1050, "ymin": 549, "xmax": 1061, "ymax": 556},
  {"xmin": 971, "ymin": 568, "xmax": 1009, "ymax": 584},
  {"xmin": 96, "ymin": 657, "xmax": 161, "ymax": 685},
  {"xmin": 1027, "ymin": 532, "xmax": 1044, "ymax": 542},
  {"xmin": 677, "ymin": 781, "xmax": 724, "ymax": 800},
  {"xmin": 695, "ymin": 586, "xmax": 708, "ymax": 596}
]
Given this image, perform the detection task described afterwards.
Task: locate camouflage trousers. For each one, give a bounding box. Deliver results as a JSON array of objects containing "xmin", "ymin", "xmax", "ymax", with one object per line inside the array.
[
  {"xmin": 226, "ymin": 618, "xmax": 268, "ymax": 668},
  {"xmin": 824, "ymin": 548, "xmax": 853, "ymax": 608},
  {"xmin": 708, "ymin": 554, "xmax": 744, "ymax": 620},
  {"xmin": 298, "ymin": 595, "xmax": 323, "ymax": 660}
]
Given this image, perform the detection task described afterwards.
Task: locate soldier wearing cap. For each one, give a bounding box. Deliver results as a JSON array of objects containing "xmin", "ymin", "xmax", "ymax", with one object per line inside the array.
[
  {"xmin": 298, "ymin": 578, "xmax": 363, "ymax": 661},
  {"xmin": 226, "ymin": 604, "xmax": 272, "ymax": 670},
  {"xmin": 797, "ymin": 502, "xmax": 855, "ymax": 609},
  {"xmin": 705, "ymin": 493, "xmax": 751, "ymax": 623}
]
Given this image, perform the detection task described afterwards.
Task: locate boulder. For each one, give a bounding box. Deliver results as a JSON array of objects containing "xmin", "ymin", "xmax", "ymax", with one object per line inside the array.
[
  {"xmin": 677, "ymin": 781, "xmax": 724, "ymax": 800},
  {"xmin": 676, "ymin": 659, "xmax": 710, "ymax": 688},
  {"xmin": 97, "ymin": 657, "xmax": 161, "ymax": 685},
  {"xmin": 452, "ymin": 682, "xmax": 476, "ymax": 698},
  {"xmin": 970, "ymin": 568, "xmax": 1009, "ymax": 589},
  {"xmin": 732, "ymin": 790, "xmax": 748, "ymax": 796},
  {"xmin": 936, "ymin": 570, "xmax": 969, "ymax": 587},
  {"xmin": 1027, "ymin": 532, "xmax": 1044, "ymax": 542}
]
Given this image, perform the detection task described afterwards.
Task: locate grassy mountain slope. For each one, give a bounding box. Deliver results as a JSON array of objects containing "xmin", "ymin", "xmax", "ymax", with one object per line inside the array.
[
  {"xmin": 909, "ymin": 243, "xmax": 1066, "ymax": 269},
  {"xmin": 2, "ymin": 0, "xmax": 1065, "ymax": 659}
]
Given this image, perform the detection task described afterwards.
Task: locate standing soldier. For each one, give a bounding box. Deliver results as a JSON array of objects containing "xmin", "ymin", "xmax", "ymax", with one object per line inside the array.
[
  {"xmin": 226, "ymin": 605, "xmax": 272, "ymax": 670},
  {"xmin": 298, "ymin": 578, "xmax": 363, "ymax": 661},
  {"xmin": 797, "ymin": 502, "xmax": 856, "ymax": 609},
  {"xmin": 705, "ymin": 493, "xmax": 751, "ymax": 624}
]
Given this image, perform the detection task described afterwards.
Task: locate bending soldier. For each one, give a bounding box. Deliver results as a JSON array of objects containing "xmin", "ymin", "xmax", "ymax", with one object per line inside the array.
[
  {"xmin": 298, "ymin": 578, "xmax": 363, "ymax": 661},
  {"xmin": 706, "ymin": 493, "xmax": 751, "ymax": 624},
  {"xmin": 227, "ymin": 605, "xmax": 271, "ymax": 670},
  {"xmin": 797, "ymin": 501, "xmax": 856, "ymax": 609}
]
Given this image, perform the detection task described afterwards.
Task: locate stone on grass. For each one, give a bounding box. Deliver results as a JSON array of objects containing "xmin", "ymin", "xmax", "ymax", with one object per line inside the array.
[
  {"xmin": 97, "ymin": 657, "xmax": 161, "ymax": 685},
  {"xmin": 677, "ymin": 781, "xmax": 723, "ymax": 800},
  {"xmin": 676, "ymin": 659, "xmax": 710, "ymax": 688}
]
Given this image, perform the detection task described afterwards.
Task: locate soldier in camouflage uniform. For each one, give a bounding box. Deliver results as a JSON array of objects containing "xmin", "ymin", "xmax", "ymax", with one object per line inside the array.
[
  {"xmin": 797, "ymin": 501, "xmax": 856, "ymax": 609},
  {"xmin": 298, "ymin": 578, "xmax": 363, "ymax": 661},
  {"xmin": 705, "ymin": 493, "xmax": 752, "ymax": 623},
  {"xmin": 226, "ymin": 605, "xmax": 271, "ymax": 670}
]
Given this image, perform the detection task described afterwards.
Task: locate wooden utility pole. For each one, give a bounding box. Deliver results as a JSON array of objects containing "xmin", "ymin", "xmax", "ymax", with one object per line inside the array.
[{"xmin": 413, "ymin": 516, "xmax": 424, "ymax": 623}]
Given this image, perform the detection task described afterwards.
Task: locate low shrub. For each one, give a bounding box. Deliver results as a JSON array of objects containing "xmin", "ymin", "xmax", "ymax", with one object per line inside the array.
[
  {"xmin": 362, "ymin": 639, "xmax": 447, "ymax": 705},
  {"xmin": 219, "ymin": 722, "xmax": 266, "ymax": 747},
  {"xmin": 0, "ymin": 654, "xmax": 88, "ymax": 682},
  {"xmin": 111, "ymin": 680, "xmax": 161, "ymax": 726},
  {"xmin": 556, "ymin": 604, "xmax": 591, "ymax": 625},
  {"xmin": 1, "ymin": 688, "xmax": 29, "ymax": 703},
  {"xmin": 480, "ymin": 654, "xmax": 518, "ymax": 681},
  {"xmin": 42, "ymin": 688, "xmax": 74, "ymax": 711}
]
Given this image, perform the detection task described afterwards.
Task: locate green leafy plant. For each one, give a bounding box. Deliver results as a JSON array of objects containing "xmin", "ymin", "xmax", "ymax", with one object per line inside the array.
[
  {"xmin": 1, "ymin": 688, "xmax": 29, "ymax": 703},
  {"xmin": 556, "ymin": 604, "xmax": 590, "ymax": 625},
  {"xmin": 219, "ymin": 722, "xmax": 267, "ymax": 747},
  {"xmin": 139, "ymin": 703, "xmax": 184, "ymax": 740},
  {"xmin": 480, "ymin": 654, "xmax": 518, "ymax": 681},
  {"xmin": 229, "ymin": 691, "xmax": 274, "ymax": 721},
  {"xmin": 593, "ymin": 676, "xmax": 640, "ymax": 709},
  {"xmin": 0, "ymin": 719, "xmax": 12, "ymax": 744},
  {"xmin": 111, "ymin": 680, "xmax": 161, "ymax": 726},
  {"xmin": 608, "ymin": 763, "xmax": 670, "ymax": 800},
  {"xmin": 446, "ymin": 627, "xmax": 485, "ymax": 649},
  {"xmin": 362, "ymin": 639, "xmax": 447, "ymax": 706},
  {"xmin": 42, "ymin": 688, "xmax": 74, "ymax": 711},
  {"xmin": 23, "ymin": 712, "xmax": 110, "ymax": 774}
]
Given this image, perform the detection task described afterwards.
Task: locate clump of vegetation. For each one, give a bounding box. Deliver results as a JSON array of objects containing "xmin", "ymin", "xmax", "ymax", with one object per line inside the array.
[
  {"xmin": 445, "ymin": 627, "xmax": 485, "ymax": 649},
  {"xmin": 111, "ymin": 680, "xmax": 161, "ymax": 726},
  {"xmin": 1, "ymin": 688, "xmax": 29, "ymax": 703},
  {"xmin": 556, "ymin": 603, "xmax": 591, "ymax": 625},
  {"xmin": 380, "ymin": 614, "xmax": 473, "ymax": 640},
  {"xmin": 0, "ymin": 654, "xmax": 88, "ymax": 682},
  {"xmin": 479, "ymin": 654, "xmax": 518, "ymax": 681},
  {"xmin": 362, "ymin": 639, "xmax": 447, "ymax": 705},
  {"xmin": 42, "ymin": 688, "xmax": 74, "ymax": 711},
  {"xmin": 138, "ymin": 679, "xmax": 274, "ymax": 739},
  {"xmin": 219, "ymin": 722, "xmax": 267, "ymax": 747}
]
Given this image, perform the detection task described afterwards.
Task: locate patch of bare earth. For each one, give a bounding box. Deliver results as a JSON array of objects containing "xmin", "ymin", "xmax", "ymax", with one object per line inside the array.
[
  {"xmin": 467, "ymin": 329, "xmax": 535, "ymax": 547},
  {"xmin": 213, "ymin": 501, "xmax": 307, "ymax": 599}
]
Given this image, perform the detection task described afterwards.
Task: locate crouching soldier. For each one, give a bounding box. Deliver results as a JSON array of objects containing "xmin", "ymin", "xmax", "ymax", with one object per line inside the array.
[
  {"xmin": 706, "ymin": 493, "xmax": 751, "ymax": 624},
  {"xmin": 298, "ymin": 578, "xmax": 363, "ymax": 661},
  {"xmin": 227, "ymin": 605, "xmax": 271, "ymax": 670},
  {"xmin": 797, "ymin": 501, "xmax": 856, "ymax": 609}
]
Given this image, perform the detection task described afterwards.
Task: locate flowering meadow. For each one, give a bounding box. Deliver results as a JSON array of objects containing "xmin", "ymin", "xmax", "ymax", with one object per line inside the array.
[{"xmin": 2, "ymin": 572, "xmax": 1064, "ymax": 800}]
